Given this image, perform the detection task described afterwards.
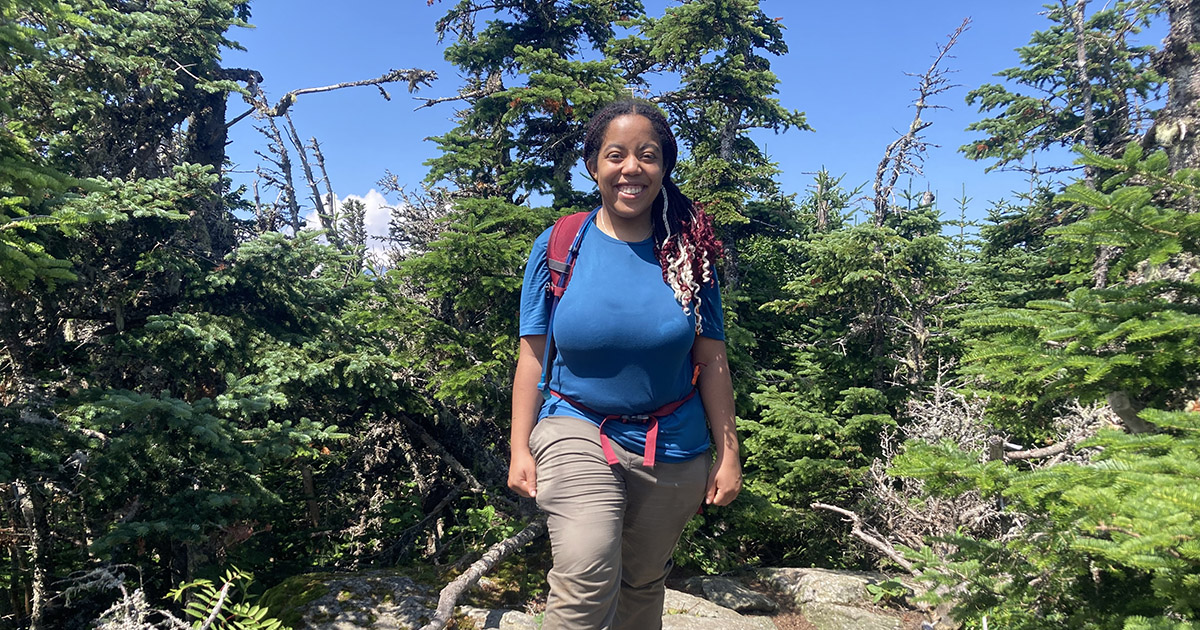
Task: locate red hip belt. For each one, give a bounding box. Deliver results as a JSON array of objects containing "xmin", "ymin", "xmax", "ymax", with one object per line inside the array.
[{"xmin": 548, "ymin": 384, "xmax": 699, "ymax": 468}]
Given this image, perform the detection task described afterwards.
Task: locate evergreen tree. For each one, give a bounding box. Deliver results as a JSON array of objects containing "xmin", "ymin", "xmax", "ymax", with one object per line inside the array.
[
  {"xmin": 898, "ymin": 145, "xmax": 1200, "ymax": 629},
  {"xmin": 962, "ymin": 0, "xmax": 1163, "ymax": 172}
]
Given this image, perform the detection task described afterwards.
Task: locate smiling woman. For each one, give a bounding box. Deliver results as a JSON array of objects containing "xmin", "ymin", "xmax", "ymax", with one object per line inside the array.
[
  {"xmin": 507, "ymin": 98, "xmax": 740, "ymax": 630},
  {"xmin": 586, "ymin": 114, "xmax": 665, "ymax": 240}
]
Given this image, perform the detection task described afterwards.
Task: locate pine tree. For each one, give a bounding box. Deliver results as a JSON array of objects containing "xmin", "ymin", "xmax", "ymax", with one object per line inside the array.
[
  {"xmin": 889, "ymin": 4, "xmax": 1200, "ymax": 624},
  {"xmin": 962, "ymin": 0, "xmax": 1163, "ymax": 173}
]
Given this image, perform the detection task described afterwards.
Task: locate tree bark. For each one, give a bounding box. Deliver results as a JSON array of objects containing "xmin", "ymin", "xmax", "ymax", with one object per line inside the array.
[
  {"xmin": 1155, "ymin": 0, "xmax": 1200, "ymax": 174},
  {"xmin": 417, "ymin": 518, "xmax": 547, "ymax": 630},
  {"xmin": 13, "ymin": 481, "xmax": 50, "ymax": 630},
  {"xmin": 1068, "ymin": 0, "xmax": 1097, "ymax": 182}
]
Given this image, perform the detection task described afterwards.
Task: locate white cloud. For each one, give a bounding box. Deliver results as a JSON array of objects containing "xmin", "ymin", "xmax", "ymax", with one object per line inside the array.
[{"xmin": 301, "ymin": 189, "xmax": 398, "ymax": 266}]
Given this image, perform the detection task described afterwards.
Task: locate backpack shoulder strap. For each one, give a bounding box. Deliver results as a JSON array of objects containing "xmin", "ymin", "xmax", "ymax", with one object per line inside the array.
[
  {"xmin": 546, "ymin": 211, "xmax": 592, "ymax": 295},
  {"xmin": 538, "ymin": 209, "xmax": 597, "ymax": 399}
]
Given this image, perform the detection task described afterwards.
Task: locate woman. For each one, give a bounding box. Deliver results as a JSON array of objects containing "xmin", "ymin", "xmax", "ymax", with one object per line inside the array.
[{"xmin": 509, "ymin": 98, "xmax": 742, "ymax": 630}]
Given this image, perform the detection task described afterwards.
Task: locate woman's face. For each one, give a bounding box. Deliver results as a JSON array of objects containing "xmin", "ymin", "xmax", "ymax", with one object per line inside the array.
[{"xmin": 588, "ymin": 114, "xmax": 665, "ymax": 224}]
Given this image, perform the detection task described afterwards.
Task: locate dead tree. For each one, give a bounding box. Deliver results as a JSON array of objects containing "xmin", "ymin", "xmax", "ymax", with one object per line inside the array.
[{"xmin": 872, "ymin": 18, "xmax": 969, "ymax": 227}]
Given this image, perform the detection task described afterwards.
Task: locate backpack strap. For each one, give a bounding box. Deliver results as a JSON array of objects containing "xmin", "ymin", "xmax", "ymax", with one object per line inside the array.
[
  {"xmin": 545, "ymin": 210, "xmax": 593, "ymax": 297},
  {"xmin": 537, "ymin": 209, "xmax": 597, "ymax": 399}
]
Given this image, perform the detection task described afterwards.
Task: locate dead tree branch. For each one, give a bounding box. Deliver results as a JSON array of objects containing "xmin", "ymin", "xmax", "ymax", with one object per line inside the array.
[
  {"xmin": 17, "ymin": 411, "xmax": 108, "ymax": 443},
  {"xmin": 395, "ymin": 414, "xmax": 490, "ymax": 498},
  {"xmin": 417, "ymin": 518, "xmax": 547, "ymax": 630},
  {"xmin": 264, "ymin": 68, "xmax": 437, "ymax": 117},
  {"xmin": 1005, "ymin": 438, "xmax": 1083, "ymax": 461},
  {"xmin": 873, "ymin": 17, "xmax": 969, "ymax": 226},
  {"xmin": 811, "ymin": 503, "xmax": 917, "ymax": 575}
]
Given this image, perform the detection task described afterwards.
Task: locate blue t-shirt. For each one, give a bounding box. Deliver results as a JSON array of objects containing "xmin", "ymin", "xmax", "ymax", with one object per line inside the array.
[{"xmin": 519, "ymin": 217, "xmax": 725, "ymax": 462}]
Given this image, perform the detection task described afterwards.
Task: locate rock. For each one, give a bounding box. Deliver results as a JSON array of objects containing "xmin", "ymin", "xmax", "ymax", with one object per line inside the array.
[
  {"xmin": 661, "ymin": 589, "xmax": 776, "ymax": 630},
  {"xmin": 264, "ymin": 571, "xmax": 435, "ymax": 630},
  {"xmin": 755, "ymin": 567, "xmax": 920, "ymax": 630},
  {"xmin": 268, "ymin": 573, "xmax": 774, "ymax": 630},
  {"xmin": 757, "ymin": 567, "xmax": 909, "ymax": 607},
  {"xmin": 803, "ymin": 602, "xmax": 904, "ymax": 630},
  {"xmin": 459, "ymin": 606, "xmax": 540, "ymax": 630},
  {"xmin": 680, "ymin": 576, "xmax": 778, "ymax": 613},
  {"xmin": 796, "ymin": 569, "xmax": 894, "ymax": 606}
]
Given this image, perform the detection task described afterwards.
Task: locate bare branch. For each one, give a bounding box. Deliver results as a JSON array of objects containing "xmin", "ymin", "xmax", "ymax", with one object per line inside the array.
[
  {"xmin": 811, "ymin": 503, "xmax": 917, "ymax": 575},
  {"xmin": 1005, "ymin": 438, "xmax": 1084, "ymax": 461},
  {"xmin": 263, "ymin": 68, "xmax": 438, "ymax": 117},
  {"xmin": 196, "ymin": 580, "xmax": 232, "ymax": 630},
  {"xmin": 417, "ymin": 518, "xmax": 547, "ymax": 630},
  {"xmin": 17, "ymin": 411, "xmax": 108, "ymax": 443},
  {"xmin": 873, "ymin": 17, "xmax": 969, "ymax": 226}
]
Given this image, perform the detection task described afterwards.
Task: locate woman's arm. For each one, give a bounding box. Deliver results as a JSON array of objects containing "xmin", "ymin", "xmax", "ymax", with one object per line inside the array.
[
  {"xmin": 693, "ymin": 335, "xmax": 742, "ymax": 506},
  {"xmin": 508, "ymin": 334, "xmax": 546, "ymax": 498}
]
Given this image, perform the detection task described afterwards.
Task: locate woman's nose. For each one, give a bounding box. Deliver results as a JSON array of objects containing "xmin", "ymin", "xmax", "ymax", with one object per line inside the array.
[{"xmin": 621, "ymin": 156, "xmax": 642, "ymax": 174}]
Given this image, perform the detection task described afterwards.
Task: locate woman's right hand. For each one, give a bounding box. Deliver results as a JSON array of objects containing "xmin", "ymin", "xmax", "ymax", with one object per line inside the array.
[
  {"xmin": 509, "ymin": 335, "xmax": 546, "ymax": 499},
  {"xmin": 507, "ymin": 449, "xmax": 538, "ymax": 499}
]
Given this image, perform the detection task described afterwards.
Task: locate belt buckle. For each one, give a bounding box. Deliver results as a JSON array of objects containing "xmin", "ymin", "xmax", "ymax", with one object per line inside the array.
[{"xmin": 620, "ymin": 414, "xmax": 651, "ymax": 423}]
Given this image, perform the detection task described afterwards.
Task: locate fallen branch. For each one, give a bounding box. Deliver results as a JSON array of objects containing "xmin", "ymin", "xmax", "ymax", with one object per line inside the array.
[
  {"xmin": 1005, "ymin": 439, "xmax": 1081, "ymax": 461},
  {"xmin": 18, "ymin": 411, "xmax": 108, "ymax": 443},
  {"xmin": 368, "ymin": 483, "xmax": 466, "ymax": 563},
  {"xmin": 395, "ymin": 414, "xmax": 489, "ymax": 496},
  {"xmin": 417, "ymin": 518, "xmax": 547, "ymax": 630},
  {"xmin": 811, "ymin": 502, "xmax": 916, "ymax": 575}
]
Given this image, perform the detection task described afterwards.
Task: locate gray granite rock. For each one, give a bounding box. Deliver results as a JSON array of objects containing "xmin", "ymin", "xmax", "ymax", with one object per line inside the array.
[
  {"xmin": 661, "ymin": 589, "xmax": 776, "ymax": 630},
  {"xmin": 277, "ymin": 571, "xmax": 435, "ymax": 630},
  {"xmin": 680, "ymin": 576, "xmax": 778, "ymax": 613},
  {"xmin": 803, "ymin": 602, "xmax": 905, "ymax": 630},
  {"xmin": 459, "ymin": 606, "xmax": 540, "ymax": 630}
]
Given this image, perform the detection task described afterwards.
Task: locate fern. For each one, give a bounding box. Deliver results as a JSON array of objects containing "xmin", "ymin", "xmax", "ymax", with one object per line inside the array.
[{"xmin": 168, "ymin": 567, "xmax": 288, "ymax": 630}]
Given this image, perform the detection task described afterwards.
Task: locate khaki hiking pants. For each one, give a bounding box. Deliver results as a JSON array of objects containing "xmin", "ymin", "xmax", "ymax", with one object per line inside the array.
[{"xmin": 530, "ymin": 415, "xmax": 708, "ymax": 630}]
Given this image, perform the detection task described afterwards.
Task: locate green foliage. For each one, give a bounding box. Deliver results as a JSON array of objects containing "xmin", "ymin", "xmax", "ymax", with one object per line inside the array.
[
  {"xmin": 864, "ymin": 577, "xmax": 910, "ymax": 606},
  {"xmin": 900, "ymin": 147, "xmax": 1200, "ymax": 628},
  {"xmin": 965, "ymin": 145, "xmax": 1200, "ymax": 415},
  {"xmin": 961, "ymin": 1, "xmax": 1163, "ymax": 169},
  {"xmin": 392, "ymin": 198, "xmax": 556, "ymax": 408},
  {"xmin": 427, "ymin": 0, "xmax": 638, "ymax": 207},
  {"xmin": 169, "ymin": 567, "xmax": 289, "ymax": 630}
]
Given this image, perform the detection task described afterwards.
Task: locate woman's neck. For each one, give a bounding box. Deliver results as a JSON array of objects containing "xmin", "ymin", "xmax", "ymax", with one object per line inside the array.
[{"xmin": 596, "ymin": 208, "xmax": 653, "ymax": 242}]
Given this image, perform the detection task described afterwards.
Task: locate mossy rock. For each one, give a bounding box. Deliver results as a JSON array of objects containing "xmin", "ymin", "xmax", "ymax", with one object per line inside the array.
[
  {"xmin": 260, "ymin": 572, "xmax": 334, "ymax": 628},
  {"xmin": 260, "ymin": 570, "xmax": 435, "ymax": 629}
]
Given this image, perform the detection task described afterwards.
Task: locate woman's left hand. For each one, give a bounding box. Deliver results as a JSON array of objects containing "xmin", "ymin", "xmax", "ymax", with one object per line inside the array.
[{"xmin": 705, "ymin": 455, "xmax": 742, "ymax": 506}]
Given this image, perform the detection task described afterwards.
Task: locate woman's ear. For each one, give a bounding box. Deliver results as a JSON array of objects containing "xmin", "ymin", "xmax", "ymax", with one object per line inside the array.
[{"xmin": 584, "ymin": 159, "xmax": 597, "ymax": 181}]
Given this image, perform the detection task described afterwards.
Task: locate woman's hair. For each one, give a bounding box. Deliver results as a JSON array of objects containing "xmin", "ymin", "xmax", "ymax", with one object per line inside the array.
[{"xmin": 582, "ymin": 98, "xmax": 723, "ymax": 333}]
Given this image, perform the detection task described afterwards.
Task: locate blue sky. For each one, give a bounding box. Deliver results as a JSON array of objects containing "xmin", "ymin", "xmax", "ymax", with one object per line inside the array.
[{"xmin": 221, "ymin": 1, "xmax": 1164, "ymax": 244}]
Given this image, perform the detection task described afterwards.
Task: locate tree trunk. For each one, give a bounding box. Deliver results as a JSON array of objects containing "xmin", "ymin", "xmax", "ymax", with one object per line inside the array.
[
  {"xmin": 184, "ymin": 87, "xmax": 236, "ymax": 256},
  {"xmin": 13, "ymin": 481, "xmax": 50, "ymax": 630},
  {"xmin": 1155, "ymin": 0, "xmax": 1200, "ymax": 175},
  {"xmin": 1068, "ymin": 0, "xmax": 1097, "ymax": 182},
  {"xmin": 4, "ymin": 492, "xmax": 30, "ymax": 624},
  {"xmin": 301, "ymin": 462, "xmax": 320, "ymax": 528}
]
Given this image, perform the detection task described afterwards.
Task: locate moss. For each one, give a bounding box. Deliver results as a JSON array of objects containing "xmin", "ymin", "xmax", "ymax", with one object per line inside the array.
[{"xmin": 259, "ymin": 573, "xmax": 334, "ymax": 628}]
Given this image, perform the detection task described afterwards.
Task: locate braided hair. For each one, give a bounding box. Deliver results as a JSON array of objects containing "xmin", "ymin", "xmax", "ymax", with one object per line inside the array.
[
  {"xmin": 582, "ymin": 99, "xmax": 723, "ymax": 334},
  {"xmin": 580, "ymin": 97, "xmax": 720, "ymax": 331}
]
